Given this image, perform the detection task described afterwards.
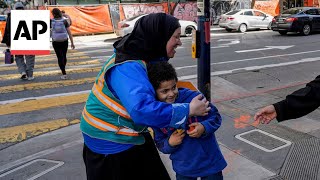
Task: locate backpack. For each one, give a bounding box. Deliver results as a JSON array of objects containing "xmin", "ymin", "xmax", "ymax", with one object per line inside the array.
[{"xmin": 51, "ymin": 19, "xmax": 68, "ymax": 42}]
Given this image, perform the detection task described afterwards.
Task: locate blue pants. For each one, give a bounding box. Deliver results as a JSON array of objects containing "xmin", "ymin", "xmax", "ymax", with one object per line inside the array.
[{"xmin": 176, "ymin": 171, "xmax": 223, "ymax": 180}]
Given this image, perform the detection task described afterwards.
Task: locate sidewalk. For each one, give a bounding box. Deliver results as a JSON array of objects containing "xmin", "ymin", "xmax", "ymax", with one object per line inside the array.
[{"xmin": 0, "ymin": 78, "xmax": 276, "ymax": 180}]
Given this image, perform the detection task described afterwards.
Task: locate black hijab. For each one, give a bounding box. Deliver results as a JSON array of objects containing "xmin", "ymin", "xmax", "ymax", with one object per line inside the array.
[{"xmin": 113, "ymin": 13, "xmax": 181, "ymax": 63}]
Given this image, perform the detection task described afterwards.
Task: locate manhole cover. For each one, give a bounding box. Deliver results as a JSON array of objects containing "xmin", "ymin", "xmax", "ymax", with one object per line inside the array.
[
  {"xmin": 0, "ymin": 159, "xmax": 64, "ymax": 180},
  {"xmin": 235, "ymin": 129, "xmax": 292, "ymax": 152}
]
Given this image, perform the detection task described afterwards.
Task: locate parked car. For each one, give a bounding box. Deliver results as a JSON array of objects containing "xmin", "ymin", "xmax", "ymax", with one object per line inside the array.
[
  {"xmin": 271, "ymin": 7, "xmax": 320, "ymax": 36},
  {"xmin": 116, "ymin": 14, "xmax": 197, "ymax": 37},
  {"xmin": 219, "ymin": 9, "xmax": 273, "ymax": 32}
]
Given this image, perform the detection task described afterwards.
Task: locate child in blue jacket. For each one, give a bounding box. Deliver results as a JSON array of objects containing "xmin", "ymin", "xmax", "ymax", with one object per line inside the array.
[{"xmin": 148, "ymin": 61, "xmax": 227, "ymax": 180}]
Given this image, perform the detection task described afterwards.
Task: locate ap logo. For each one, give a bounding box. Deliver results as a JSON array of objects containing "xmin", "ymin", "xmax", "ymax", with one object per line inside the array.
[{"xmin": 11, "ymin": 10, "xmax": 50, "ymax": 55}]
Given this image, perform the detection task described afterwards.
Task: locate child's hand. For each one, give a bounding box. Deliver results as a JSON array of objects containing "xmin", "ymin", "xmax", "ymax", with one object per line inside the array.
[
  {"xmin": 168, "ymin": 130, "xmax": 185, "ymax": 147},
  {"xmin": 187, "ymin": 122, "xmax": 205, "ymax": 138}
]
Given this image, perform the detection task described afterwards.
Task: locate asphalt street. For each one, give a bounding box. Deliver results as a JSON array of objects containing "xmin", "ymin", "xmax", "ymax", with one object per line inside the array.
[{"xmin": 0, "ymin": 29, "xmax": 320, "ymax": 179}]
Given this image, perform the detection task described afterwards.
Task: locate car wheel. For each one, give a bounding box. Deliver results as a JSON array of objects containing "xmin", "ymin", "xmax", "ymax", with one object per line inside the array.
[
  {"xmin": 226, "ymin": 28, "xmax": 232, "ymax": 32},
  {"xmin": 301, "ymin": 24, "xmax": 311, "ymax": 36},
  {"xmin": 279, "ymin": 30, "xmax": 287, "ymax": 35},
  {"xmin": 238, "ymin": 24, "xmax": 247, "ymax": 33},
  {"xmin": 185, "ymin": 26, "xmax": 195, "ymax": 37}
]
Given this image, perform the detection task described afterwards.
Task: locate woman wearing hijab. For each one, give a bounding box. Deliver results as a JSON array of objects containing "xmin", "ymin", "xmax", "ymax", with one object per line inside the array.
[{"xmin": 80, "ymin": 13, "xmax": 211, "ymax": 180}]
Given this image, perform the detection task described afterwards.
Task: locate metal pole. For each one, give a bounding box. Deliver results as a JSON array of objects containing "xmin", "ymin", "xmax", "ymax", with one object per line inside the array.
[
  {"xmin": 168, "ymin": 0, "xmax": 170, "ymax": 15},
  {"xmin": 197, "ymin": 0, "xmax": 211, "ymax": 101}
]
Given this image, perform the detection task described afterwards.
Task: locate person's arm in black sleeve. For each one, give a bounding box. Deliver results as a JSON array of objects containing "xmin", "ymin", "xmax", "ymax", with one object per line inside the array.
[{"xmin": 274, "ymin": 75, "xmax": 320, "ymax": 122}]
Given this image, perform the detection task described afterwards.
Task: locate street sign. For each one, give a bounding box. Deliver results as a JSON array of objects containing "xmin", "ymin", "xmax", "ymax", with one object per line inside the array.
[{"xmin": 197, "ymin": 0, "xmax": 204, "ymax": 16}]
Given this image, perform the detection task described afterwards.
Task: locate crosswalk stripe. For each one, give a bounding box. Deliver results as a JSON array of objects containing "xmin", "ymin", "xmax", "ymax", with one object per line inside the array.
[
  {"xmin": 0, "ymin": 60, "xmax": 101, "ymax": 72},
  {"xmin": 38, "ymin": 52, "xmax": 86, "ymax": 59},
  {"xmin": 38, "ymin": 49, "xmax": 82, "ymax": 57},
  {"xmin": 0, "ymin": 56, "xmax": 91, "ymax": 67},
  {"xmin": 0, "ymin": 67, "xmax": 101, "ymax": 81},
  {"xmin": 0, "ymin": 51, "xmax": 85, "ymax": 65},
  {"xmin": 0, "ymin": 77, "xmax": 96, "ymax": 93},
  {"xmin": 0, "ymin": 90, "xmax": 90, "ymax": 105},
  {"xmin": 35, "ymin": 55, "xmax": 90, "ymax": 62},
  {"xmin": 0, "ymin": 93, "xmax": 89, "ymax": 115},
  {"xmin": 0, "ymin": 119, "xmax": 80, "ymax": 143}
]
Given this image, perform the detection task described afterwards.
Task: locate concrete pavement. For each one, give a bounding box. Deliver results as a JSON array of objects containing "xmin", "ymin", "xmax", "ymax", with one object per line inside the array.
[{"xmin": 0, "ymin": 77, "xmax": 276, "ymax": 180}]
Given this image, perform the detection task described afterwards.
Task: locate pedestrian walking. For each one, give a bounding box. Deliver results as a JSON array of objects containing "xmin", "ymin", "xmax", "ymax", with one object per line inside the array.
[
  {"xmin": 51, "ymin": 8, "xmax": 75, "ymax": 80},
  {"xmin": 148, "ymin": 61, "xmax": 227, "ymax": 180},
  {"xmin": 61, "ymin": 10, "xmax": 72, "ymax": 26},
  {"xmin": 80, "ymin": 13, "xmax": 211, "ymax": 180},
  {"xmin": 254, "ymin": 75, "xmax": 320, "ymax": 124},
  {"xmin": 1, "ymin": 2, "xmax": 35, "ymax": 81}
]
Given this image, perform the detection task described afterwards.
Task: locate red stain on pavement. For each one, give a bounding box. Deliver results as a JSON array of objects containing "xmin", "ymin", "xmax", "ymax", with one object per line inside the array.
[{"xmin": 234, "ymin": 115, "xmax": 259, "ymax": 129}]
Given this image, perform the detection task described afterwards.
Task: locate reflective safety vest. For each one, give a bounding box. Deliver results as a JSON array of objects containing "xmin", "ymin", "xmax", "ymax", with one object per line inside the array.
[{"xmin": 80, "ymin": 54, "xmax": 147, "ymax": 145}]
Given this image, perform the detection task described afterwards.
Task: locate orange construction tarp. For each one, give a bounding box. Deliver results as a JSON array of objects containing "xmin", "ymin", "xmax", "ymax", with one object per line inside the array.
[
  {"xmin": 0, "ymin": 21, "xmax": 5, "ymax": 42},
  {"xmin": 47, "ymin": 5, "xmax": 113, "ymax": 35},
  {"xmin": 254, "ymin": 0, "xmax": 280, "ymax": 16}
]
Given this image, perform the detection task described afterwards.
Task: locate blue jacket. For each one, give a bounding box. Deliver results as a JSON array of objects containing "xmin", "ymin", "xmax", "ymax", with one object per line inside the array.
[
  {"xmin": 83, "ymin": 60, "xmax": 190, "ymax": 155},
  {"xmin": 154, "ymin": 88, "xmax": 227, "ymax": 177}
]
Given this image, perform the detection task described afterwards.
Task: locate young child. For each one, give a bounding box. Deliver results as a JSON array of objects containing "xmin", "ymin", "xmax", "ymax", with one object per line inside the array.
[{"xmin": 147, "ymin": 62, "xmax": 227, "ymax": 180}]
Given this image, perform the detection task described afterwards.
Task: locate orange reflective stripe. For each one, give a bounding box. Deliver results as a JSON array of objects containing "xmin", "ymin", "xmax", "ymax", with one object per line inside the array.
[
  {"xmin": 83, "ymin": 108, "xmax": 139, "ymax": 136},
  {"xmin": 83, "ymin": 112, "xmax": 106, "ymax": 132},
  {"xmin": 83, "ymin": 108, "xmax": 118, "ymax": 130},
  {"xmin": 97, "ymin": 57, "xmax": 115, "ymax": 89},
  {"xmin": 141, "ymin": 60, "xmax": 146, "ymax": 67},
  {"xmin": 92, "ymin": 84, "xmax": 130, "ymax": 119}
]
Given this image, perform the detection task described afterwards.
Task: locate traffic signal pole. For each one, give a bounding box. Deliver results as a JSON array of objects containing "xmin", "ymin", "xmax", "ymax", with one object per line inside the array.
[{"xmin": 197, "ymin": 0, "xmax": 211, "ymax": 101}]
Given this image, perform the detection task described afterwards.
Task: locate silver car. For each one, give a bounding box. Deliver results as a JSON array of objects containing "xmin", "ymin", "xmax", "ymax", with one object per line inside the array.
[
  {"xmin": 116, "ymin": 14, "xmax": 197, "ymax": 37},
  {"xmin": 219, "ymin": 9, "xmax": 274, "ymax": 32}
]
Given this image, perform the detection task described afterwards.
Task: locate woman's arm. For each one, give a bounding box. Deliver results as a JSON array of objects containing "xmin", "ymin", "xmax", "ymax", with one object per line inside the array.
[
  {"xmin": 107, "ymin": 62, "xmax": 208, "ymax": 129},
  {"xmin": 107, "ymin": 62, "xmax": 187, "ymax": 128},
  {"xmin": 65, "ymin": 20, "xmax": 74, "ymax": 49}
]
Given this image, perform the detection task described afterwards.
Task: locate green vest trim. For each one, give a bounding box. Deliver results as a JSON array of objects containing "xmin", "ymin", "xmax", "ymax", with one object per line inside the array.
[{"xmin": 80, "ymin": 55, "xmax": 147, "ymax": 145}]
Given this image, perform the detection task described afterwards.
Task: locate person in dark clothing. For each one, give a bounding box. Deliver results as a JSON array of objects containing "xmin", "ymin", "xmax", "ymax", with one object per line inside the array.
[
  {"xmin": 254, "ymin": 75, "xmax": 320, "ymax": 123},
  {"xmin": 51, "ymin": 8, "xmax": 75, "ymax": 80},
  {"xmin": 1, "ymin": 2, "xmax": 36, "ymax": 81}
]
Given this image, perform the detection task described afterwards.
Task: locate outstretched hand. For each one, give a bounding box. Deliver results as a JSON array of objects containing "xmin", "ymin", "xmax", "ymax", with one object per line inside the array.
[
  {"xmin": 189, "ymin": 94, "xmax": 211, "ymax": 117},
  {"xmin": 254, "ymin": 105, "xmax": 277, "ymax": 124}
]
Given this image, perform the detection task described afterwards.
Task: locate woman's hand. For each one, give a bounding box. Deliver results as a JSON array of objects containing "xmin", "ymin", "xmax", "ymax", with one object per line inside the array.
[
  {"xmin": 189, "ymin": 94, "xmax": 211, "ymax": 117},
  {"xmin": 71, "ymin": 43, "xmax": 75, "ymax": 49}
]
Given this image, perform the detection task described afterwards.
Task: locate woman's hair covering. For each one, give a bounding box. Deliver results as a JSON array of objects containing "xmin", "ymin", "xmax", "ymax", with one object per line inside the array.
[{"xmin": 113, "ymin": 13, "xmax": 181, "ymax": 63}]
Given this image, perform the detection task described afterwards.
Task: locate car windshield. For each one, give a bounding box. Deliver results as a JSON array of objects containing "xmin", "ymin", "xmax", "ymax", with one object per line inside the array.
[
  {"xmin": 126, "ymin": 14, "xmax": 145, "ymax": 21},
  {"xmin": 226, "ymin": 10, "xmax": 240, "ymax": 15},
  {"xmin": 0, "ymin": 16, "xmax": 6, "ymax": 21},
  {"xmin": 282, "ymin": 8, "xmax": 303, "ymax": 15}
]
